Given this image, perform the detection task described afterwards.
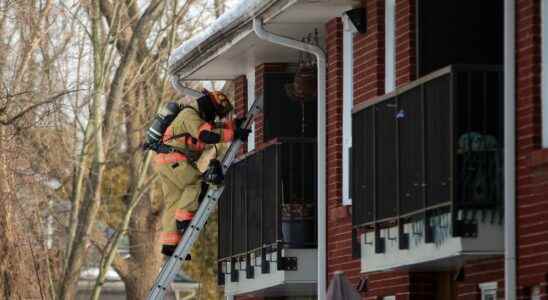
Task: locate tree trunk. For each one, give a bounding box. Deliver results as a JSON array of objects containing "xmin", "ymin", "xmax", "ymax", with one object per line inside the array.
[
  {"xmin": 125, "ymin": 205, "xmax": 163, "ymax": 300},
  {"xmin": 0, "ymin": 128, "xmax": 43, "ymax": 299},
  {"xmin": 120, "ymin": 190, "xmax": 162, "ymax": 299}
]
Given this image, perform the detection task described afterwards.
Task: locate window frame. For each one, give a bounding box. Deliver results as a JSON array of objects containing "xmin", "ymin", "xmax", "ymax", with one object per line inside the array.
[
  {"xmin": 531, "ymin": 285, "xmax": 541, "ymax": 300},
  {"xmin": 542, "ymin": 0, "xmax": 548, "ymax": 147},
  {"xmin": 247, "ymin": 68, "xmax": 256, "ymax": 151},
  {"xmin": 342, "ymin": 14, "xmax": 357, "ymax": 206},
  {"xmin": 479, "ymin": 281, "xmax": 498, "ymax": 300}
]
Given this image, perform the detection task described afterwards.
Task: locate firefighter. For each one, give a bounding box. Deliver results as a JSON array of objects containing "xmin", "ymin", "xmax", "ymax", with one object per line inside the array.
[{"xmin": 144, "ymin": 90, "xmax": 250, "ymax": 256}]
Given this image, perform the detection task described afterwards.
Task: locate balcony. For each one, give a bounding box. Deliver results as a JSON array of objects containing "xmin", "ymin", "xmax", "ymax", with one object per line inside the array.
[
  {"xmin": 218, "ymin": 138, "xmax": 317, "ymax": 297},
  {"xmin": 351, "ymin": 65, "xmax": 504, "ymax": 272}
]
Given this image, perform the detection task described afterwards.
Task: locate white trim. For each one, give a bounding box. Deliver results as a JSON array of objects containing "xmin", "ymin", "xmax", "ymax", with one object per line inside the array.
[
  {"xmin": 383, "ymin": 296, "xmax": 396, "ymax": 300},
  {"xmin": 504, "ymin": 0, "xmax": 517, "ymax": 299},
  {"xmin": 479, "ymin": 281, "xmax": 498, "ymax": 300},
  {"xmin": 247, "ymin": 68, "xmax": 256, "ymax": 151},
  {"xmin": 342, "ymin": 15, "xmax": 356, "ymax": 206},
  {"xmin": 542, "ymin": 0, "xmax": 548, "ymax": 147},
  {"xmin": 385, "ymin": 0, "xmax": 396, "ymax": 93},
  {"xmin": 252, "ymin": 18, "xmax": 327, "ymax": 300},
  {"xmin": 531, "ymin": 285, "xmax": 541, "ymax": 300}
]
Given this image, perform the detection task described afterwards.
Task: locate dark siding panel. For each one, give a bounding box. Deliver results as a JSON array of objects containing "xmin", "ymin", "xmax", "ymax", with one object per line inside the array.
[
  {"xmin": 362, "ymin": 109, "xmax": 375, "ymax": 224},
  {"xmin": 375, "ymin": 99, "xmax": 398, "ymax": 220},
  {"xmin": 351, "ymin": 113, "xmax": 363, "ymax": 226},
  {"xmin": 352, "ymin": 108, "xmax": 375, "ymax": 226},
  {"xmin": 232, "ymin": 161, "xmax": 246, "ymax": 255},
  {"xmin": 246, "ymin": 152, "xmax": 262, "ymax": 251},
  {"xmin": 424, "ymin": 75, "xmax": 451, "ymax": 206},
  {"xmin": 219, "ymin": 167, "xmax": 233, "ymax": 259},
  {"xmin": 398, "ymin": 87, "xmax": 425, "ymax": 214},
  {"xmin": 262, "ymin": 146, "xmax": 278, "ymax": 245}
]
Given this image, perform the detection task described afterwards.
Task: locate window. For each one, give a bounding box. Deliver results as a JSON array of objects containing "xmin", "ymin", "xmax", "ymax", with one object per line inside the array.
[
  {"xmin": 342, "ymin": 14, "xmax": 357, "ymax": 205},
  {"xmin": 479, "ymin": 282, "xmax": 497, "ymax": 300},
  {"xmin": 542, "ymin": 0, "xmax": 548, "ymax": 147},
  {"xmin": 417, "ymin": 0, "xmax": 503, "ymax": 76},
  {"xmin": 385, "ymin": 0, "xmax": 396, "ymax": 93}
]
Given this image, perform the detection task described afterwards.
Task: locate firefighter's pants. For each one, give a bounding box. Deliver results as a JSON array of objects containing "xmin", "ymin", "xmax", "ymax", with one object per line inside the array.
[{"xmin": 156, "ymin": 161, "xmax": 201, "ymax": 246}]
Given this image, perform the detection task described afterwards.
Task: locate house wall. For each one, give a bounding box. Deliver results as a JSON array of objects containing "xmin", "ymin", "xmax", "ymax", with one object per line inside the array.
[
  {"xmin": 232, "ymin": 0, "xmax": 548, "ymax": 299},
  {"xmin": 326, "ymin": 0, "xmax": 530, "ymax": 299},
  {"xmin": 325, "ymin": 16, "xmax": 362, "ymax": 287},
  {"xmin": 234, "ymin": 75, "xmax": 247, "ymax": 154},
  {"xmin": 516, "ymin": 0, "xmax": 548, "ymax": 298}
]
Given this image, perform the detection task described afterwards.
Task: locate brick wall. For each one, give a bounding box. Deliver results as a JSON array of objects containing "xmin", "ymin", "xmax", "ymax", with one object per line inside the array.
[
  {"xmin": 234, "ymin": 75, "xmax": 248, "ymax": 153},
  {"xmin": 325, "ymin": 16, "xmax": 362, "ymax": 288},
  {"xmin": 395, "ymin": 0, "xmax": 416, "ymax": 86},
  {"xmin": 456, "ymin": 258, "xmax": 505, "ymax": 300},
  {"xmin": 234, "ymin": 75, "xmax": 248, "ymax": 118},
  {"xmin": 232, "ymin": 0, "xmax": 548, "ymax": 299},
  {"xmin": 516, "ymin": 0, "xmax": 548, "ymax": 294},
  {"xmin": 254, "ymin": 64, "xmax": 266, "ymax": 147},
  {"xmin": 354, "ymin": 0, "xmax": 385, "ymax": 104},
  {"xmin": 364, "ymin": 271, "xmax": 410, "ymax": 300}
]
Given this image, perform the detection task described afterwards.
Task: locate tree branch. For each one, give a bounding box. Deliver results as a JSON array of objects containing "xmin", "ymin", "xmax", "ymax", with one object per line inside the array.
[
  {"xmin": 89, "ymin": 227, "xmax": 129, "ymax": 279},
  {"xmin": 0, "ymin": 89, "xmax": 83, "ymax": 125}
]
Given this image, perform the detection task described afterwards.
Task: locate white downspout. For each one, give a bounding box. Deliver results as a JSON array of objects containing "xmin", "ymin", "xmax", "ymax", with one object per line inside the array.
[
  {"xmin": 253, "ymin": 18, "xmax": 328, "ymax": 300},
  {"xmin": 171, "ymin": 78, "xmax": 203, "ymax": 98},
  {"xmin": 504, "ymin": 0, "xmax": 517, "ymax": 299}
]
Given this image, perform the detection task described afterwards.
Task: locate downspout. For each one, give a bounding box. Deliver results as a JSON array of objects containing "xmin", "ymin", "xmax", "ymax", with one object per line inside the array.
[
  {"xmin": 504, "ymin": 0, "xmax": 517, "ymax": 299},
  {"xmin": 171, "ymin": 77, "xmax": 203, "ymax": 98},
  {"xmin": 253, "ymin": 17, "xmax": 328, "ymax": 300}
]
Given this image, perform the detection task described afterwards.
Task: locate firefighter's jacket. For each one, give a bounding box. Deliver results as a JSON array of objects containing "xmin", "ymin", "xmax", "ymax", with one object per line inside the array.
[
  {"xmin": 154, "ymin": 101, "xmax": 235, "ymax": 167},
  {"xmin": 155, "ymin": 102, "xmax": 235, "ymax": 246}
]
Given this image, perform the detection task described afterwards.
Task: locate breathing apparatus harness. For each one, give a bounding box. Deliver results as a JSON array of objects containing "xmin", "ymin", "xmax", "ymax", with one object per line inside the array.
[{"xmin": 143, "ymin": 93, "xmax": 234, "ymax": 184}]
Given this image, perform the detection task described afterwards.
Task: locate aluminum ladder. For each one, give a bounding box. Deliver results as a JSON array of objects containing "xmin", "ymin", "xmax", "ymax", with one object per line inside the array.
[{"xmin": 146, "ymin": 97, "xmax": 262, "ymax": 300}]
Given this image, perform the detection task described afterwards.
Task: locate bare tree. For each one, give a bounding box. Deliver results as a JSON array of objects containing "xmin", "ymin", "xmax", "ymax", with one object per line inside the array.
[{"xmin": 0, "ymin": 0, "xmax": 229, "ymax": 299}]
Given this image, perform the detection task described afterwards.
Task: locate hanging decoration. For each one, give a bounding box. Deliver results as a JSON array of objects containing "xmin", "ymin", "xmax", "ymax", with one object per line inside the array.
[{"xmin": 285, "ymin": 29, "xmax": 320, "ymax": 103}]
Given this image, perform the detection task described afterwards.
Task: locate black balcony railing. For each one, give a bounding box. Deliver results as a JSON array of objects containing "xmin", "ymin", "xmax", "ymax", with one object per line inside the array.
[
  {"xmin": 217, "ymin": 138, "xmax": 316, "ymax": 282},
  {"xmin": 351, "ymin": 65, "xmax": 503, "ymax": 240}
]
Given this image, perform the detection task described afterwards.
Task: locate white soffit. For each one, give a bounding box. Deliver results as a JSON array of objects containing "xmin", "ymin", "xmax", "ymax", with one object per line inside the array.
[{"xmin": 182, "ymin": 0, "xmax": 359, "ymax": 80}]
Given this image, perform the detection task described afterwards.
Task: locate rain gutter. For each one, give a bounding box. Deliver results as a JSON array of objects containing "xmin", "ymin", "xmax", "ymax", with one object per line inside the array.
[
  {"xmin": 253, "ymin": 16, "xmax": 328, "ymax": 300},
  {"xmin": 504, "ymin": 0, "xmax": 517, "ymax": 299}
]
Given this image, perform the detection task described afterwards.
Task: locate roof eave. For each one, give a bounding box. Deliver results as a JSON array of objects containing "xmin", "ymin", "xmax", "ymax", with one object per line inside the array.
[{"xmin": 169, "ymin": 0, "xmax": 298, "ymax": 79}]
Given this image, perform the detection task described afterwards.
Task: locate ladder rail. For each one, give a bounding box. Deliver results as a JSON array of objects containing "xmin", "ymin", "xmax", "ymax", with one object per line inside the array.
[{"xmin": 147, "ymin": 97, "xmax": 262, "ymax": 300}]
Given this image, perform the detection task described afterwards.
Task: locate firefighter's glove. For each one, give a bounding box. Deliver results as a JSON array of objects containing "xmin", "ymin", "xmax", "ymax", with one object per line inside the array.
[
  {"xmin": 234, "ymin": 127, "xmax": 251, "ymax": 142},
  {"xmin": 203, "ymin": 159, "xmax": 224, "ymax": 185}
]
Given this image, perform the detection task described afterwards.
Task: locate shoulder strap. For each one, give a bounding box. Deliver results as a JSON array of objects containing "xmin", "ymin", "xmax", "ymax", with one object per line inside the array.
[{"xmin": 164, "ymin": 105, "xmax": 202, "ymax": 142}]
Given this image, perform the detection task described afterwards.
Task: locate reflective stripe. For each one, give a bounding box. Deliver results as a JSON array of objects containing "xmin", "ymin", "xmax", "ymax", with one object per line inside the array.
[
  {"xmin": 163, "ymin": 126, "xmax": 174, "ymax": 142},
  {"xmin": 198, "ymin": 122, "xmax": 214, "ymax": 135},
  {"xmin": 154, "ymin": 152, "xmax": 187, "ymax": 164},
  {"xmin": 222, "ymin": 128, "xmax": 234, "ymax": 142},
  {"xmin": 175, "ymin": 209, "xmax": 195, "ymax": 221},
  {"xmin": 149, "ymin": 127, "xmax": 163, "ymax": 138},
  {"xmin": 174, "ymin": 135, "xmax": 205, "ymax": 152},
  {"xmin": 160, "ymin": 231, "xmax": 181, "ymax": 245},
  {"xmin": 222, "ymin": 120, "xmax": 235, "ymax": 142}
]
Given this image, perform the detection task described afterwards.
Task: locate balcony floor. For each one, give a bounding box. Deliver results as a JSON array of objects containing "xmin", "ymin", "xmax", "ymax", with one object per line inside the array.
[
  {"xmin": 223, "ymin": 249, "xmax": 317, "ymax": 297},
  {"xmin": 360, "ymin": 213, "xmax": 504, "ymax": 273}
]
